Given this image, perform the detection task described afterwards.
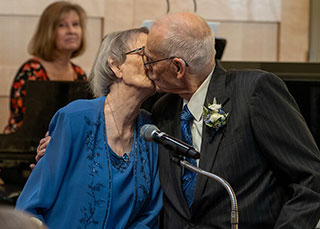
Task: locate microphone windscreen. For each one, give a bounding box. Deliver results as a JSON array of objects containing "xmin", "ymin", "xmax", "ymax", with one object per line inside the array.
[{"xmin": 140, "ymin": 124, "xmax": 159, "ymax": 141}]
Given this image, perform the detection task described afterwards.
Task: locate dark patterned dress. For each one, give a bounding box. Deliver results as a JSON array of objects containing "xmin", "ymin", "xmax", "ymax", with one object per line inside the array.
[{"xmin": 4, "ymin": 58, "xmax": 87, "ymax": 134}]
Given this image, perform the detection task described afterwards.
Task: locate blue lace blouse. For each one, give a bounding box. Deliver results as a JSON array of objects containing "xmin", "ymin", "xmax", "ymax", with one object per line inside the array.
[{"xmin": 16, "ymin": 96, "xmax": 162, "ymax": 228}]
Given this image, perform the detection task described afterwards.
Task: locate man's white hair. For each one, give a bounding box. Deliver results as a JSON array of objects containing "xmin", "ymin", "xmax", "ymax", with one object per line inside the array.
[{"xmin": 152, "ymin": 13, "xmax": 215, "ymax": 73}]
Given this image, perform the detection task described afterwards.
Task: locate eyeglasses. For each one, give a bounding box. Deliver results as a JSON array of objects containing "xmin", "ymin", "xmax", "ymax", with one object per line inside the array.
[
  {"xmin": 142, "ymin": 46, "xmax": 189, "ymax": 72},
  {"xmin": 125, "ymin": 46, "xmax": 188, "ymax": 72},
  {"xmin": 125, "ymin": 47, "xmax": 144, "ymax": 55},
  {"xmin": 125, "ymin": 47, "xmax": 147, "ymax": 71}
]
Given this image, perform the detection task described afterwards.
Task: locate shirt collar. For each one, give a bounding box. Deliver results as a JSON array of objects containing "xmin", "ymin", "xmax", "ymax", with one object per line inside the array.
[{"xmin": 183, "ymin": 66, "xmax": 215, "ymax": 121}]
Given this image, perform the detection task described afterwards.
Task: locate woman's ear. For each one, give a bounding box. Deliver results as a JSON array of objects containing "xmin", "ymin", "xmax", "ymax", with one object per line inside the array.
[
  {"xmin": 108, "ymin": 57, "xmax": 122, "ymax": 79},
  {"xmin": 173, "ymin": 58, "xmax": 186, "ymax": 79}
]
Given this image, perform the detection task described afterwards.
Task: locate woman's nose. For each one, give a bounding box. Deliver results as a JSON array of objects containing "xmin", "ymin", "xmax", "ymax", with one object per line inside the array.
[{"xmin": 67, "ymin": 24, "xmax": 76, "ymax": 33}]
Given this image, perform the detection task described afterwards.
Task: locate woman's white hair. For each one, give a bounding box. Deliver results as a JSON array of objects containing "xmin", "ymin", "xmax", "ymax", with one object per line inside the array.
[{"xmin": 89, "ymin": 27, "xmax": 149, "ymax": 97}]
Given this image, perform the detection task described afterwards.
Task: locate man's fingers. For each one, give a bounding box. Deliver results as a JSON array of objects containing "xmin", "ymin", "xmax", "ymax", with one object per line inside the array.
[
  {"xmin": 38, "ymin": 136, "xmax": 51, "ymax": 151},
  {"xmin": 35, "ymin": 149, "xmax": 46, "ymax": 162},
  {"xmin": 39, "ymin": 136, "xmax": 51, "ymax": 146},
  {"xmin": 30, "ymin": 164, "xmax": 35, "ymax": 170},
  {"xmin": 33, "ymin": 132, "xmax": 51, "ymax": 169}
]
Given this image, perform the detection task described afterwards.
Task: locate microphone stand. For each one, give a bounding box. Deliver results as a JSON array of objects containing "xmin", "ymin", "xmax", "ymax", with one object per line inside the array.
[{"xmin": 171, "ymin": 156, "xmax": 239, "ymax": 229}]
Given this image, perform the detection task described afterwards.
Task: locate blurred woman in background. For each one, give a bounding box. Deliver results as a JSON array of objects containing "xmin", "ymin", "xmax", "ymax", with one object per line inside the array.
[{"xmin": 4, "ymin": 1, "xmax": 87, "ymax": 134}]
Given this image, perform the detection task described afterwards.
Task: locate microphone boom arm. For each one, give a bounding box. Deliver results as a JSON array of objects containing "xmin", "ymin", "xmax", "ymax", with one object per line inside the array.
[{"xmin": 171, "ymin": 156, "xmax": 239, "ymax": 229}]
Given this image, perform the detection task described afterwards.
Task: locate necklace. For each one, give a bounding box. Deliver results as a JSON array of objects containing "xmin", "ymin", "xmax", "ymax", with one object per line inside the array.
[{"xmin": 106, "ymin": 97, "xmax": 131, "ymax": 162}]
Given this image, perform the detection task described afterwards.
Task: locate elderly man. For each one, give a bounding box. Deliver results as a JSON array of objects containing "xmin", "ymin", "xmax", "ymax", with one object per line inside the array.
[{"xmin": 145, "ymin": 12, "xmax": 320, "ymax": 228}]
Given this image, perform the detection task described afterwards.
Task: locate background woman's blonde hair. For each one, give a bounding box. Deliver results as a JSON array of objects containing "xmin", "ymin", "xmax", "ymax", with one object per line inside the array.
[{"xmin": 28, "ymin": 1, "xmax": 87, "ymax": 61}]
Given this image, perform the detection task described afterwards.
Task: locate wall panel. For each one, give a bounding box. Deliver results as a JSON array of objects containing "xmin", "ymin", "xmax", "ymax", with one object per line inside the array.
[
  {"xmin": 104, "ymin": 0, "xmax": 135, "ymax": 33},
  {"xmin": 279, "ymin": 0, "xmax": 309, "ymax": 61},
  {"xmin": 217, "ymin": 22, "xmax": 278, "ymax": 61},
  {"xmin": 309, "ymin": 0, "xmax": 320, "ymax": 61},
  {"xmin": 197, "ymin": 0, "xmax": 280, "ymax": 22},
  {"xmin": 126, "ymin": 0, "xmax": 280, "ymax": 62},
  {"xmin": 0, "ymin": 98, "xmax": 9, "ymax": 132}
]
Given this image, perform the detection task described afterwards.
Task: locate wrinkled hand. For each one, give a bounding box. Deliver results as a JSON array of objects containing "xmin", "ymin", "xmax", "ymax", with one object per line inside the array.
[{"xmin": 30, "ymin": 132, "xmax": 51, "ymax": 170}]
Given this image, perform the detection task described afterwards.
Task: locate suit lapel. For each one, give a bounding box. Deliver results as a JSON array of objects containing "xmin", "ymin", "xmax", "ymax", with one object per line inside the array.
[
  {"xmin": 159, "ymin": 96, "xmax": 192, "ymax": 218},
  {"xmin": 193, "ymin": 62, "xmax": 232, "ymax": 211}
]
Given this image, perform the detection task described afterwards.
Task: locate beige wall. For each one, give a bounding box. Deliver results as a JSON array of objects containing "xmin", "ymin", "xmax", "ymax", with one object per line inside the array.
[
  {"xmin": 104, "ymin": 0, "xmax": 309, "ymax": 61},
  {"xmin": 0, "ymin": 0, "xmax": 310, "ymax": 131},
  {"xmin": 105, "ymin": 0, "xmax": 281, "ymax": 61},
  {"xmin": 279, "ymin": 0, "xmax": 310, "ymax": 61},
  {"xmin": 309, "ymin": 0, "xmax": 320, "ymax": 61}
]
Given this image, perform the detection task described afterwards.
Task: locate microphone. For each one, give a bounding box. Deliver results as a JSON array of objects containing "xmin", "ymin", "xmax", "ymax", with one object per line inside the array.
[{"xmin": 140, "ymin": 124, "xmax": 200, "ymax": 159}]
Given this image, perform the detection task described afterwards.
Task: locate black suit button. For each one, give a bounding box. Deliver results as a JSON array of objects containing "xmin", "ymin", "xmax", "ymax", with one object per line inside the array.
[{"xmin": 189, "ymin": 219, "xmax": 196, "ymax": 227}]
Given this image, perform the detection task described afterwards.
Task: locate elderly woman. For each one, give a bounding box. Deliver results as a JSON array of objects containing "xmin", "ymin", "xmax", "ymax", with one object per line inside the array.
[
  {"xmin": 16, "ymin": 27, "xmax": 162, "ymax": 228},
  {"xmin": 4, "ymin": 1, "xmax": 87, "ymax": 133}
]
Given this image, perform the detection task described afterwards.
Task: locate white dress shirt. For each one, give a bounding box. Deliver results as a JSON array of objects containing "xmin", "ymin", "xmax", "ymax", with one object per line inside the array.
[{"xmin": 183, "ymin": 67, "xmax": 214, "ymax": 165}]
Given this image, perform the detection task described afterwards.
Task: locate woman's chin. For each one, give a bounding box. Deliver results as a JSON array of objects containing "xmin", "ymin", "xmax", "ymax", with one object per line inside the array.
[
  {"xmin": 140, "ymin": 78, "xmax": 155, "ymax": 90},
  {"xmin": 140, "ymin": 83, "xmax": 156, "ymax": 96}
]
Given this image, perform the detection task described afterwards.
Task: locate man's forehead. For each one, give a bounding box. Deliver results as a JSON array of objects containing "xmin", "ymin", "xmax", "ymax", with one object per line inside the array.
[
  {"xmin": 144, "ymin": 43, "xmax": 155, "ymax": 58},
  {"xmin": 145, "ymin": 30, "xmax": 163, "ymax": 57}
]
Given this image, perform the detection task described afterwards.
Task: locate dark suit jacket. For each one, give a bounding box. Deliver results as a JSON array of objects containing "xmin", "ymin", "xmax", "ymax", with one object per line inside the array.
[{"xmin": 152, "ymin": 62, "xmax": 320, "ymax": 228}]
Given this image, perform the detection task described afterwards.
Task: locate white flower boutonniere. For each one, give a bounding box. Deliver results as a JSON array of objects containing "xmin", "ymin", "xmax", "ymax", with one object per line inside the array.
[{"xmin": 203, "ymin": 97, "xmax": 228, "ymax": 130}]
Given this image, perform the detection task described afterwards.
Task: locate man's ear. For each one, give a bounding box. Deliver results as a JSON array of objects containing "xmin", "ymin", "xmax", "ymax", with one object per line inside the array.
[
  {"xmin": 173, "ymin": 58, "xmax": 186, "ymax": 79},
  {"xmin": 108, "ymin": 57, "xmax": 122, "ymax": 79}
]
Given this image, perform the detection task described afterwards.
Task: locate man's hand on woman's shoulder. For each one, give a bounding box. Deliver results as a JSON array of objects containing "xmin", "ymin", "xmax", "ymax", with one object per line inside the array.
[{"xmin": 30, "ymin": 132, "xmax": 51, "ymax": 170}]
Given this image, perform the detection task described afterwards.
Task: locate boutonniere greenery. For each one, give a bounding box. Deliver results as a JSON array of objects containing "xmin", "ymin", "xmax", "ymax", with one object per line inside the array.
[{"xmin": 203, "ymin": 97, "xmax": 228, "ymax": 131}]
